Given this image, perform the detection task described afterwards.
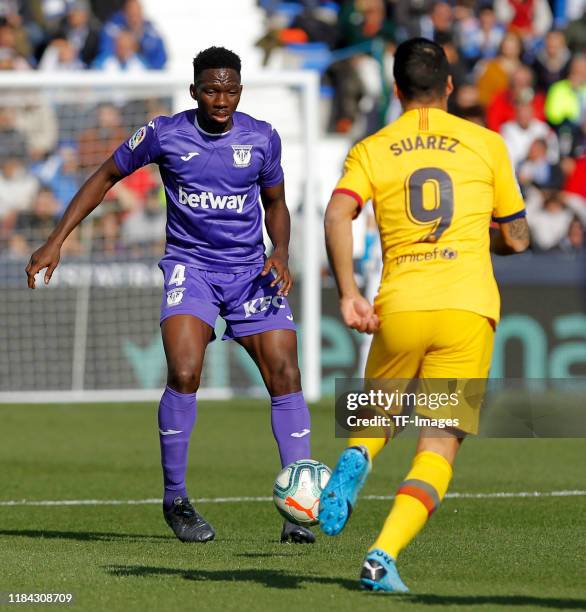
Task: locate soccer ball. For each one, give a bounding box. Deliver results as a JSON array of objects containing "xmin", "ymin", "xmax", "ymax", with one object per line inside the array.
[{"xmin": 273, "ymin": 459, "xmax": 331, "ymax": 526}]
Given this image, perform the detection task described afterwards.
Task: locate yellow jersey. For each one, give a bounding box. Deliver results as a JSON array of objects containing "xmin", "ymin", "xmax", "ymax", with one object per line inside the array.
[{"xmin": 334, "ymin": 107, "xmax": 525, "ymax": 324}]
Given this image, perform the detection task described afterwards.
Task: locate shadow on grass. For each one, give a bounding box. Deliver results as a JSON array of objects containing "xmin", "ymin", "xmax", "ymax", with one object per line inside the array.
[
  {"xmin": 370, "ymin": 593, "xmax": 586, "ymax": 609},
  {"xmin": 0, "ymin": 529, "xmax": 170, "ymax": 543},
  {"xmin": 106, "ymin": 565, "xmax": 586, "ymax": 605},
  {"xmin": 107, "ymin": 565, "xmax": 359, "ymax": 590}
]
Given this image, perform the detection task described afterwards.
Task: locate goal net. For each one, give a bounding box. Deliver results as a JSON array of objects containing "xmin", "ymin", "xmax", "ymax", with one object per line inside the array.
[{"xmin": 0, "ymin": 72, "xmax": 321, "ymax": 403}]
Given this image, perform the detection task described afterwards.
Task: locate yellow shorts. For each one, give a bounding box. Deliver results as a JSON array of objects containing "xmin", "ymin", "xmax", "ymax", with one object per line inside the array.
[{"xmin": 365, "ymin": 310, "xmax": 495, "ymax": 434}]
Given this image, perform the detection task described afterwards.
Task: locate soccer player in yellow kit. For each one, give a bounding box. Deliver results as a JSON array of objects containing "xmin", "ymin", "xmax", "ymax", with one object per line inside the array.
[{"xmin": 318, "ymin": 38, "xmax": 530, "ymax": 592}]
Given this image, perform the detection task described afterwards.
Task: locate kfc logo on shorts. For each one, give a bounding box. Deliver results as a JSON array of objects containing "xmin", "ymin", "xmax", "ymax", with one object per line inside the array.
[
  {"xmin": 231, "ymin": 144, "xmax": 252, "ymax": 168},
  {"xmin": 243, "ymin": 295, "xmax": 285, "ymax": 318},
  {"xmin": 167, "ymin": 288, "xmax": 185, "ymax": 306}
]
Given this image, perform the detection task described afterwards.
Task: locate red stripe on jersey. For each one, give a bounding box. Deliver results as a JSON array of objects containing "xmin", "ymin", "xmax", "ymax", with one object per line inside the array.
[
  {"xmin": 332, "ymin": 188, "xmax": 364, "ymax": 208},
  {"xmin": 418, "ymin": 108, "xmax": 429, "ymax": 131}
]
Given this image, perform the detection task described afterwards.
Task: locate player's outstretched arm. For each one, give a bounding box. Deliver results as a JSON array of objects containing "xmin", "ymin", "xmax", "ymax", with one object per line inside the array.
[
  {"xmin": 324, "ymin": 193, "xmax": 379, "ymax": 334},
  {"xmin": 490, "ymin": 217, "xmax": 530, "ymax": 256},
  {"xmin": 26, "ymin": 156, "xmax": 123, "ymax": 288},
  {"xmin": 260, "ymin": 182, "xmax": 292, "ymax": 296}
]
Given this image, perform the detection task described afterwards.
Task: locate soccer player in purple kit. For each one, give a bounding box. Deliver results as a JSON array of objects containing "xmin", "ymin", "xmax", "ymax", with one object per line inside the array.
[{"xmin": 25, "ymin": 47, "xmax": 314, "ymax": 544}]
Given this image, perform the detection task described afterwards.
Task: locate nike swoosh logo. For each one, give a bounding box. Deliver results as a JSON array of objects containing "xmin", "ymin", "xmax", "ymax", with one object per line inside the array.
[
  {"xmin": 159, "ymin": 429, "xmax": 183, "ymax": 436},
  {"xmin": 181, "ymin": 152, "xmax": 199, "ymax": 161},
  {"xmin": 286, "ymin": 315, "xmax": 294, "ymax": 321},
  {"xmin": 290, "ymin": 429, "xmax": 310, "ymax": 438}
]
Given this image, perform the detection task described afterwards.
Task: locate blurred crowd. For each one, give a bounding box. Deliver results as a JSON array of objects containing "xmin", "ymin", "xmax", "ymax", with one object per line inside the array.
[
  {"xmin": 261, "ymin": 0, "xmax": 586, "ymax": 253},
  {"xmin": 0, "ymin": 0, "xmax": 168, "ymax": 259},
  {"xmin": 0, "ymin": 0, "xmax": 167, "ymax": 71},
  {"xmin": 0, "ymin": 0, "xmax": 585, "ymax": 259},
  {"xmin": 0, "ymin": 94, "xmax": 169, "ymax": 259}
]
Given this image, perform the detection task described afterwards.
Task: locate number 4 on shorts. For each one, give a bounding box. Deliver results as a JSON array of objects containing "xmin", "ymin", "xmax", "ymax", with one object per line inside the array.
[{"xmin": 169, "ymin": 264, "xmax": 186, "ymax": 286}]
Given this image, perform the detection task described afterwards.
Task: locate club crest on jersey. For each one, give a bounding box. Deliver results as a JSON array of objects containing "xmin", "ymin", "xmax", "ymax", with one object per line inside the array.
[
  {"xmin": 166, "ymin": 287, "xmax": 185, "ymax": 306},
  {"xmin": 440, "ymin": 247, "xmax": 458, "ymax": 260},
  {"xmin": 129, "ymin": 126, "xmax": 146, "ymax": 151},
  {"xmin": 231, "ymin": 144, "xmax": 252, "ymax": 168}
]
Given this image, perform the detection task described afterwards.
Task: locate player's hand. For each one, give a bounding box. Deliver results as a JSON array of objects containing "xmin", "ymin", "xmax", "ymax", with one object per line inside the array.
[
  {"xmin": 340, "ymin": 294, "xmax": 380, "ymax": 334},
  {"xmin": 26, "ymin": 241, "xmax": 61, "ymax": 289},
  {"xmin": 261, "ymin": 250, "xmax": 293, "ymax": 296}
]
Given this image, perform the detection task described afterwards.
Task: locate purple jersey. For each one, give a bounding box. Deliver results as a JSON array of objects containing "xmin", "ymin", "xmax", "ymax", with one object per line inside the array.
[{"xmin": 113, "ymin": 110, "xmax": 284, "ymax": 270}]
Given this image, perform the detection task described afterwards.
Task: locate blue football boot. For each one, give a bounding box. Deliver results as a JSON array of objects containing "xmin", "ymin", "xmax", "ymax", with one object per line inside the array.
[
  {"xmin": 360, "ymin": 548, "xmax": 409, "ymax": 593},
  {"xmin": 318, "ymin": 446, "xmax": 370, "ymax": 536}
]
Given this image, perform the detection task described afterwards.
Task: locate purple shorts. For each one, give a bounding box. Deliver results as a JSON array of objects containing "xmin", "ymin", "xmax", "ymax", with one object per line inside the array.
[{"xmin": 159, "ymin": 261, "xmax": 296, "ymax": 341}]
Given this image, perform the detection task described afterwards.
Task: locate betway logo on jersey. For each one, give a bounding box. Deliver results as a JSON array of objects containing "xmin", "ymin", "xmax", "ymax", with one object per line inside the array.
[{"xmin": 178, "ymin": 186, "xmax": 246, "ymax": 213}]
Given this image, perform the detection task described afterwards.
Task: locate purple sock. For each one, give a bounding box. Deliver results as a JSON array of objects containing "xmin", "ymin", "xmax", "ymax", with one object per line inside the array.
[
  {"xmin": 158, "ymin": 386, "xmax": 196, "ymax": 509},
  {"xmin": 271, "ymin": 391, "xmax": 311, "ymax": 467}
]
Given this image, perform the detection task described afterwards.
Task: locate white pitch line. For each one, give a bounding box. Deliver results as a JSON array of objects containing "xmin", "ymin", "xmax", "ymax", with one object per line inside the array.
[
  {"xmin": 0, "ymin": 490, "xmax": 585, "ymax": 508},
  {"xmin": 366, "ymin": 490, "xmax": 586, "ymax": 500}
]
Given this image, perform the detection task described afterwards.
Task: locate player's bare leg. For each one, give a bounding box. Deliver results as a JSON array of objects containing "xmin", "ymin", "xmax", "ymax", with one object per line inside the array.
[
  {"xmin": 163, "ymin": 314, "xmax": 212, "ymax": 392},
  {"xmin": 236, "ymin": 329, "xmax": 315, "ymax": 543},
  {"xmin": 361, "ymin": 427, "xmax": 462, "ymax": 592},
  {"xmin": 236, "ymin": 329, "xmax": 301, "ymax": 396},
  {"xmin": 415, "ymin": 427, "xmax": 463, "ymax": 463},
  {"xmin": 159, "ymin": 315, "xmax": 215, "ymax": 543}
]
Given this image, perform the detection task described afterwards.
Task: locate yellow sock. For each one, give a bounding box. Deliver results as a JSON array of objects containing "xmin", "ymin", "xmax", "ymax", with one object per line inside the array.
[
  {"xmin": 347, "ymin": 435, "xmax": 388, "ymax": 461},
  {"xmin": 370, "ymin": 450, "xmax": 453, "ymax": 559}
]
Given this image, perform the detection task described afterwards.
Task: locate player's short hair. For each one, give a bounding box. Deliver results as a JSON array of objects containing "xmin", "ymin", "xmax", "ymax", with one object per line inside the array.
[
  {"xmin": 393, "ymin": 38, "xmax": 450, "ymax": 102},
  {"xmin": 193, "ymin": 47, "xmax": 241, "ymax": 82}
]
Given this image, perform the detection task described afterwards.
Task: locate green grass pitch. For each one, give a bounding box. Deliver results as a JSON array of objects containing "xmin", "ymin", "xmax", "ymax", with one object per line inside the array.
[{"xmin": 1, "ymin": 400, "xmax": 585, "ymax": 611}]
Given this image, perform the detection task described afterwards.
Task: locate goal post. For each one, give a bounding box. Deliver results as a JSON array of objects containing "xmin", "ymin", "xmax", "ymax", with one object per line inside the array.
[{"xmin": 0, "ymin": 70, "xmax": 321, "ymax": 403}]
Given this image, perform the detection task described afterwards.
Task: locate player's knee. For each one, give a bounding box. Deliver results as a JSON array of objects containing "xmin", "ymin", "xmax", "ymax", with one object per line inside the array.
[
  {"xmin": 167, "ymin": 366, "xmax": 201, "ymax": 394},
  {"xmin": 267, "ymin": 358, "xmax": 301, "ymax": 396}
]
